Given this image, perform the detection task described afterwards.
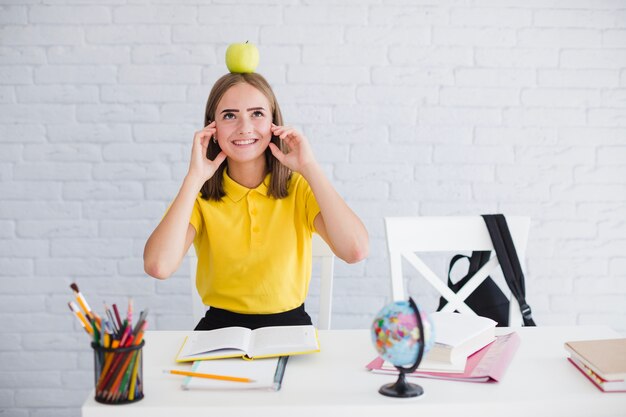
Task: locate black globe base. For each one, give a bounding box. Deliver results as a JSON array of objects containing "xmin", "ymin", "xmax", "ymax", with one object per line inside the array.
[{"xmin": 378, "ymin": 372, "xmax": 424, "ymax": 398}]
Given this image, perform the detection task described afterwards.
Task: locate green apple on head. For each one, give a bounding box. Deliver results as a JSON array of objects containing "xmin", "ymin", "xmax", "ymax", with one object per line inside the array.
[{"xmin": 225, "ymin": 41, "xmax": 259, "ymax": 74}]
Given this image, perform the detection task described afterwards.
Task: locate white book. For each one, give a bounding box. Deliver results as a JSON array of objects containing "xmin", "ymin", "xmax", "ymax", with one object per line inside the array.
[
  {"xmin": 423, "ymin": 312, "xmax": 497, "ymax": 364},
  {"xmin": 181, "ymin": 357, "xmax": 286, "ymax": 391},
  {"xmin": 175, "ymin": 325, "xmax": 320, "ymax": 362}
]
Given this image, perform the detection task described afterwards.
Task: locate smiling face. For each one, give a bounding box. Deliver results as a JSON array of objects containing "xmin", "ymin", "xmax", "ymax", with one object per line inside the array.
[
  {"xmin": 214, "ymin": 82, "xmax": 273, "ymax": 166},
  {"xmin": 201, "ymin": 73, "xmax": 289, "ymax": 200}
]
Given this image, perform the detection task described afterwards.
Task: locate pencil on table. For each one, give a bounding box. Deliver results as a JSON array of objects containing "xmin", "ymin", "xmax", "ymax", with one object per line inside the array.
[{"xmin": 163, "ymin": 369, "xmax": 255, "ymax": 383}]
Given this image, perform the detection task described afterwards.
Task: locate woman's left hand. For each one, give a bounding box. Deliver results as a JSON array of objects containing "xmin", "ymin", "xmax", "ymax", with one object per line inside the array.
[{"xmin": 268, "ymin": 124, "xmax": 317, "ymax": 174}]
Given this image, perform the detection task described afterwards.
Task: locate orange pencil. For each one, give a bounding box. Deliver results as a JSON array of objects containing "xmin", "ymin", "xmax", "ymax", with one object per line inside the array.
[
  {"xmin": 163, "ymin": 369, "xmax": 254, "ymax": 383},
  {"xmin": 134, "ymin": 321, "xmax": 147, "ymax": 345}
]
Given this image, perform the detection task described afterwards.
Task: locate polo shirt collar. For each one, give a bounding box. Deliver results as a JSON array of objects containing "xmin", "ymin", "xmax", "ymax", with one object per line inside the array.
[{"xmin": 223, "ymin": 170, "xmax": 270, "ymax": 203}]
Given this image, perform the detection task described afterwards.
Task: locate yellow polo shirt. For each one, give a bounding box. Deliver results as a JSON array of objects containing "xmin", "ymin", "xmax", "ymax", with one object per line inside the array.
[{"xmin": 189, "ymin": 171, "xmax": 321, "ymax": 314}]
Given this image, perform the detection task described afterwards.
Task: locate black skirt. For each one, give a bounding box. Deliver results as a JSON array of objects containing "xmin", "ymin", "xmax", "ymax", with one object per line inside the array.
[{"xmin": 194, "ymin": 304, "xmax": 312, "ymax": 331}]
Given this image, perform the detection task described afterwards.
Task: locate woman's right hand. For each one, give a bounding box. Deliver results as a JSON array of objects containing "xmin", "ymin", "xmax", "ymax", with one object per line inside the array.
[{"xmin": 187, "ymin": 121, "xmax": 227, "ymax": 185}]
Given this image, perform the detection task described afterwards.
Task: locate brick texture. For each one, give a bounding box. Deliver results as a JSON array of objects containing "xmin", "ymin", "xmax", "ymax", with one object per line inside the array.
[{"xmin": 1, "ymin": 1, "xmax": 625, "ymax": 415}]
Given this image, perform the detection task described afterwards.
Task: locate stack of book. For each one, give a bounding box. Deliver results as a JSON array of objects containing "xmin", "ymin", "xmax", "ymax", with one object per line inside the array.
[
  {"xmin": 367, "ymin": 312, "xmax": 521, "ymax": 383},
  {"xmin": 423, "ymin": 312, "xmax": 497, "ymax": 370},
  {"xmin": 564, "ymin": 338, "xmax": 626, "ymax": 393}
]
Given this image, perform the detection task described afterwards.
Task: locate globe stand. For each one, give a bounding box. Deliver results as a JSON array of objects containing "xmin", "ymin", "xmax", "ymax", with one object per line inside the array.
[
  {"xmin": 378, "ymin": 370, "xmax": 424, "ymax": 398},
  {"xmin": 378, "ymin": 297, "xmax": 426, "ymax": 398}
]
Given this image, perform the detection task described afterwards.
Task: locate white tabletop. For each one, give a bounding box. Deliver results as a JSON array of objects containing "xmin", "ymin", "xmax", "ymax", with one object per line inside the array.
[{"xmin": 82, "ymin": 326, "xmax": 626, "ymax": 417}]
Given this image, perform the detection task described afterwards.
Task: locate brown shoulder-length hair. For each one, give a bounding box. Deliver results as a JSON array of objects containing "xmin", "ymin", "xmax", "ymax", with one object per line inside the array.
[{"xmin": 201, "ymin": 73, "xmax": 291, "ymax": 201}]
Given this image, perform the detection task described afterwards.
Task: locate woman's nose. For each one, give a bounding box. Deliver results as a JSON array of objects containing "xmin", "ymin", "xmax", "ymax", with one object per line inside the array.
[{"xmin": 237, "ymin": 118, "xmax": 253, "ymax": 135}]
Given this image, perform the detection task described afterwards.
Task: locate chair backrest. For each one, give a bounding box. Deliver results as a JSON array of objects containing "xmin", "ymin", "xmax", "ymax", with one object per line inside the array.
[
  {"xmin": 188, "ymin": 233, "xmax": 335, "ymax": 330},
  {"xmin": 311, "ymin": 233, "xmax": 335, "ymax": 330},
  {"xmin": 384, "ymin": 216, "xmax": 530, "ymax": 326}
]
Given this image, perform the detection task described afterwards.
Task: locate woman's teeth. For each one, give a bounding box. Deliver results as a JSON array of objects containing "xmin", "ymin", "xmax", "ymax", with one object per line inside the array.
[{"xmin": 233, "ymin": 139, "xmax": 257, "ymax": 146}]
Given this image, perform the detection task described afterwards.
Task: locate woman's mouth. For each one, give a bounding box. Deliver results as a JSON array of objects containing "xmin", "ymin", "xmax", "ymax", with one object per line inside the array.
[{"xmin": 232, "ymin": 139, "xmax": 258, "ymax": 146}]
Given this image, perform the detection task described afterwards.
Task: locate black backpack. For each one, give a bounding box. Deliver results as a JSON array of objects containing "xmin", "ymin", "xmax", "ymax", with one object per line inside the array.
[{"xmin": 437, "ymin": 214, "xmax": 536, "ymax": 327}]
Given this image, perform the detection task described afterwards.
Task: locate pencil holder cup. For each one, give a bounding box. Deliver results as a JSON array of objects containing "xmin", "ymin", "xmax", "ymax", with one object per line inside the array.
[{"xmin": 91, "ymin": 340, "xmax": 145, "ymax": 404}]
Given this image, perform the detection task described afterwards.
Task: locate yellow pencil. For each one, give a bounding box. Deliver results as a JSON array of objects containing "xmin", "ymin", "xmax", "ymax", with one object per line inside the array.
[
  {"xmin": 163, "ymin": 369, "xmax": 254, "ymax": 383},
  {"xmin": 70, "ymin": 283, "xmax": 93, "ymax": 318},
  {"xmin": 68, "ymin": 302, "xmax": 93, "ymax": 335},
  {"xmin": 128, "ymin": 351, "xmax": 141, "ymax": 401}
]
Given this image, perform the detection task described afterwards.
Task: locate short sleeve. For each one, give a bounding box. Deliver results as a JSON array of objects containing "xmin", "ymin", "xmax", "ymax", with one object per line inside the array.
[
  {"xmin": 189, "ymin": 197, "xmax": 203, "ymax": 236},
  {"xmin": 301, "ymin": 177, "xmax": 321, "ymax": 233}
]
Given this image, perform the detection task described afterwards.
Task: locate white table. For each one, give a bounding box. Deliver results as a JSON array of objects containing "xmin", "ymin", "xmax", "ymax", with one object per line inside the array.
[{"xmin": 82, "ymin": 326, "xmax": 626, "ymax": 417}]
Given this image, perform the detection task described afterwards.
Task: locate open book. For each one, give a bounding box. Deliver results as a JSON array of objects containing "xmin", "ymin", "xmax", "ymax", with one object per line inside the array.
[{"xmin": 176, "ymin": 325, "xmax": 320, "ymax": 362}]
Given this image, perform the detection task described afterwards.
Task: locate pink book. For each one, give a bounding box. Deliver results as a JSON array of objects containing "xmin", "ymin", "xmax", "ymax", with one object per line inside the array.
[
  {"xmin": 366, "ymin": 332, "xmax": 521, "ymax": 383},
  {"xmin": 567, "ymin": 357, "xmax": 626, "ymax": 393}
]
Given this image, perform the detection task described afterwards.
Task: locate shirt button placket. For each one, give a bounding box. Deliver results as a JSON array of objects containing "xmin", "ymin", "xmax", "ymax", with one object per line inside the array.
[{"xmin": 249, "ymin": 194, "xmax": 261, "ymax": 247}]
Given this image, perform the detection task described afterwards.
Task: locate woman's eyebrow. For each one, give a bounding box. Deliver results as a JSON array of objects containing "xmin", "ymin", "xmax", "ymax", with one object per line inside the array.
[{"xmin": 219, "ymin": 107, "xmax": 265, "ymax": 114}]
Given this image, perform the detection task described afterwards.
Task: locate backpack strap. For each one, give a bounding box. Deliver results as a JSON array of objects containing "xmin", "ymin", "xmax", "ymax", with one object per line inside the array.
[
  {"xmin": 437, "ymin": 254, "xmax": 470, "ymax": 311},
  {"xmin": 482, "ymin": 214, "xmax": 536, "ymax": 326},
  {"xmin": 447, "ymin": 254, "xmax": 470, "ymax": 287}
]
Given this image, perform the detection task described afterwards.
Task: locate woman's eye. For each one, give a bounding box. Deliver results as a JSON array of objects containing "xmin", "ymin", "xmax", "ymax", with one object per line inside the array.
[
  {"xmin": 252, "ymin": 110, "xmax": 264, "ymax": 118},
  {"xmin": 223, "ymin": 112, "xmax": 235, "ymax": 120}
]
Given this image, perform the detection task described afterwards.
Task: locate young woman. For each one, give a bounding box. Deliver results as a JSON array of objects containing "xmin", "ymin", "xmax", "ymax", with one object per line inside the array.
[{"xmin": 144, "ymin": 72, "xmax": 368, "ymax": 330}]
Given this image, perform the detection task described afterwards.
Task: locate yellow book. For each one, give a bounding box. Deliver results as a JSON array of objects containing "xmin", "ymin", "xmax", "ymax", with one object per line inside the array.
[{"xmin": 175, "ymin": 325, "xmax": 320, "ymax": 363}]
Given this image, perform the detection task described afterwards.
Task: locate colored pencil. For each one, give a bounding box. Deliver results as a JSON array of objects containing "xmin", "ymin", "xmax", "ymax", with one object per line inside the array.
[
  {"xmin": 163, "ymin": 369, "xmax": 255, "ymax": 383},
  {"xmin": 128, "ymin": 350, "xmax": 141, "ymax": 400},
  {"xmin": 68, "ymin": 302, "xmax": 93, "ymax": 335},
  {"xmin": 112, "ymin": 303, "xmax": 123, "ymax": 329},
  {"xmin": 67, "ymin": 289, "xmax": 147, "ymax": 403},
  {"xmin": 70, "ymin": 283, "xmax": 91, "ymax": 313}
]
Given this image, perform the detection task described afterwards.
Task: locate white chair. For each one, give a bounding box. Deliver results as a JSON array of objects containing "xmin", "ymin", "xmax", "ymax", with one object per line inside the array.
[
  {"xmin": 189, "ymin": 234, "xmax": 335, "ymax": 329},
  {"xmin": 384, "ymin": 216, "xmax": 530, "ymax": 326}
]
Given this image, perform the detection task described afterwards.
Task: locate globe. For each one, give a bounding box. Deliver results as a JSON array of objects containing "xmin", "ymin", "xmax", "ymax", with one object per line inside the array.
[{"xmin": 370, "ymin": 298, "xmax": 435, "ymax": 397}]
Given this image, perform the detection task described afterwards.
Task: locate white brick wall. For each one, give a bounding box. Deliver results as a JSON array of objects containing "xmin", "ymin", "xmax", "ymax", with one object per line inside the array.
[{"xmin": 1, "ymin": 0, "xmax": 625, "ymax": 414}]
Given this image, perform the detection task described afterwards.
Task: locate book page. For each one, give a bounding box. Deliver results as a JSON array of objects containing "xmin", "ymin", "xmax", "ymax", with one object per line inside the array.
[
  {"xmin": 178, "ymin": 327, "xmax": 252, "ymax": 360},
  {"xmin": 248, "ymin": 325, "xmax": 319, "ymax": 358},
  {"xmin": 182, "ymin": 358, "xmax": 279, "ymax": 390},
  {"xmin": 381, "ymin": 358, "xmax": 466, "ymax": 373}
]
